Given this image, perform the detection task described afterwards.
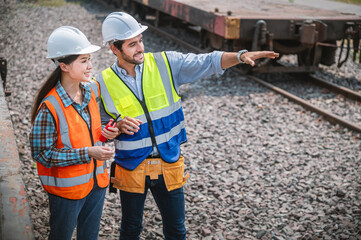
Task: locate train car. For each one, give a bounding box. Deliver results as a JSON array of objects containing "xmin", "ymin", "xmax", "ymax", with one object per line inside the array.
[{"xmin": 103, "ymin": 0, "xmax": 361, "ymax": 73}]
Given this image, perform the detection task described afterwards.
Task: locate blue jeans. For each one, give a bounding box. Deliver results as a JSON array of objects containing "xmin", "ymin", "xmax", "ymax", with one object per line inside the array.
[
  {"xmin": 48, "ymin": 184, "xmax": 106, "ymax": 240},
  {"xmin": 119, "ymin": 175, "xmax": 186, "ymax": 240}
]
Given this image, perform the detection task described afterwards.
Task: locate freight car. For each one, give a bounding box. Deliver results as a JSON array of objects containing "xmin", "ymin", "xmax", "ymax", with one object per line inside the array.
[{"xmin": 102, "ymin": 0, "xmax": 361, "ymax": 73}]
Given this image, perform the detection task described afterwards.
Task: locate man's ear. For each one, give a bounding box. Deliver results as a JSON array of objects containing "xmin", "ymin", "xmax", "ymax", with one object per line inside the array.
[{"xmin": 110, "ymin": 44, "xmax": 118, "ymax": 55}]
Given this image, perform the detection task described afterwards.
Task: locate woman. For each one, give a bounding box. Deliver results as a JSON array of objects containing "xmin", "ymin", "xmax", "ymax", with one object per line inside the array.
[{"xmin": 29, "ymin": 26, "xmax": 119, "ymax": 240}]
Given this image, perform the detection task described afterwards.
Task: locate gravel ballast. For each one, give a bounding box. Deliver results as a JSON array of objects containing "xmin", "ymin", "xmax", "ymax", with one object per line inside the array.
[{"xmin": 1, "ymin": 1, "xmax": 360, "ymax": 239}]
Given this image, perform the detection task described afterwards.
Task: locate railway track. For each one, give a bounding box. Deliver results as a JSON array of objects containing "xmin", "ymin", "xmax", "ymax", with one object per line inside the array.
[
  {"xmin": 296, "ymin": 73, "xmax": 361, "ymax": 102},
  {"xmin": 142, "ymin": 21, "xmax": 361, "ymax": 133},
  {"xmin": 3, "ymin": 2, "xmax": 360, "ymax": 239},
  {"xmin": 246, "ymin": 74, "xmax": 361, "ymax": 133}
]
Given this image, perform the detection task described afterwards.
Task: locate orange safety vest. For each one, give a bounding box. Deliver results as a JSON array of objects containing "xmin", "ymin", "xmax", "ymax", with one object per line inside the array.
[{"xmin": 36, "ymin": 83, "xmax": 109, "ymax": 200}]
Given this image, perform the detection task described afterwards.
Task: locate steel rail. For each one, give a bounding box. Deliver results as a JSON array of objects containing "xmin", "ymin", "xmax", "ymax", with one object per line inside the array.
[
  {"xmin": 243, "ymin": 73, "xmax": 361, "ymax": 133},
  {"xmin": 138, "ymin": 18, "xmax": 361, "ymax": 133},
  {"xmin": 275, "ymin": 61, "xmax": 361, "ymax": 101},
  {"xmin": 306, "ymin": 74, "xmax": 361, "ymax": 101}
]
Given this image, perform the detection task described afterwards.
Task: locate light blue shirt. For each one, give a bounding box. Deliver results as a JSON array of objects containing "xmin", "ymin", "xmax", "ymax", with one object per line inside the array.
[
  {"xmin": 102, "ymin": 51, "xmax": 225, "ymax": 155},
  {"xmin": 111, "ymin": 51, "xmax": 225, "ymax": 100}
]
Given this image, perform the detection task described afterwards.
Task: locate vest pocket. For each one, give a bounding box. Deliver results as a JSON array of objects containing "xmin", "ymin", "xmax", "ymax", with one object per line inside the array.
[
  {"xmin": 162, "ymin": 157, "xmax": 189, "ymax": 191},
  {"xmin": 160, "ymin": 116, "xmax": 172, "ymax": 130},
  {"xmin": 118, "ymin": 95, "xmax": 139, "ymax": 116},
  {"xmin": 112, "ymin": 164, "xmax": 146, "ymax": 193},
  {"xmin": 160, "ymin": 117, "xmax": 179, "ymax": 149},
  {"xmin": 166, "ymin": 136, "xmax": 177, "ymax": 149},
  {"xmin": 146, "ymin": 93, "xmax": 168, "ymax": 111},
  {"xmin": 119, "ymin": 95, "xmax": 133, "ymax": 108}
]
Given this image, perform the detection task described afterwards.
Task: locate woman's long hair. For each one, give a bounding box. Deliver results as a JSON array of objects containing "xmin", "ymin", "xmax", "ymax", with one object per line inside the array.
[{"xmin": 30, "ymin": 55, "xmax": 79, "ymax": 124}]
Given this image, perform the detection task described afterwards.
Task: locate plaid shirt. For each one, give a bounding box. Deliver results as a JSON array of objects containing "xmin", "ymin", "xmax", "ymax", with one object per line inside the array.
[{"xmin": 29, "ymin": 81, "xmax": 93, "ymax": 168}]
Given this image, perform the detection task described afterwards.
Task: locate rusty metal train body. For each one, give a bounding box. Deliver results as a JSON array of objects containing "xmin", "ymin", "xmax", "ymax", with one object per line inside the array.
[{"xmin": 103, "ymin": 0, "xmax": 361, "ymax": 73}]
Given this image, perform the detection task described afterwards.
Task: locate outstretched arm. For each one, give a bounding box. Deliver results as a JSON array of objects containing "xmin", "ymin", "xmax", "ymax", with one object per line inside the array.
[{"xmin": 221, "ymin": 51, "xmax": 279, "ymax": 69}]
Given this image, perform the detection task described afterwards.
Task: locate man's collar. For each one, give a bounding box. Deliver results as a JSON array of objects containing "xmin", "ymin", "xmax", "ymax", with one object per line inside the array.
[{"xmin": 113, "ymin": 61, "xmax": 143, "ymax": 75}]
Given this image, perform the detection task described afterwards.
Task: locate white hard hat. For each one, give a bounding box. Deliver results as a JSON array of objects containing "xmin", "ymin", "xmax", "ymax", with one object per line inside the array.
[
  {"xmin": 47, "ymin": 26, "xmax": 100, "ymax": 59},
  {"xmin": 102, "ymin": 12, "xmax": 148, "ymax": 45}
]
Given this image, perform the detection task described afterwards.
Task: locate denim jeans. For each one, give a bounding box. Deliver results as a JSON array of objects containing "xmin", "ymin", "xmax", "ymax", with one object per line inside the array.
[
  {"xmin": 47, "ymin": 183, "xmax": 106, "ymax": 240},
  {"xmin": 119, "ymin": 175, "xmax": 186, "ymax": 240}
]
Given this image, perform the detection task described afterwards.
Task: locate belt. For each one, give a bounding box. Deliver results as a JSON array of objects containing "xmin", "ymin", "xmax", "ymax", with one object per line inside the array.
[
  {"xmin": 144, "ymin": 158, "xmax": 162, "ymax": 179},
  {"xmin": 146, "ymin": 154, "xmax": 161, "ymax": 159},
  {"xmin": 111, "ymin": 156, "xmax": 188, "ymax": 193}
]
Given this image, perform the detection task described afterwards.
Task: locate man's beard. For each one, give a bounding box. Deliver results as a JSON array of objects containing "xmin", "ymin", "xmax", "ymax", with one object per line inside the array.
[{"xmin": 121, "ymin": 51, "xmax": 144, "ymax": 65}]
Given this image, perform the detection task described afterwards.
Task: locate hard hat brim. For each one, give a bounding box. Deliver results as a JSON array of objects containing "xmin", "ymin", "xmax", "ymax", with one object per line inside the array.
[
  {"xmin": 102, "ymin": 25, "xmax": 148, "ymax": 46},
  {"xmin": 47, "ymin": 44, "xmax": 100, "ymax": 59},
  {"xmin": 78, "ymin": 44, "xmax": 101, "ymax": 55}
]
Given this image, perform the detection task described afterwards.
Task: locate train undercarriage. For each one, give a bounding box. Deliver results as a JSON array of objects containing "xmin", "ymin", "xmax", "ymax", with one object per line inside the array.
[{"xmin": 101, "ymin": 0, "xmax": 361, "ymax": 73}]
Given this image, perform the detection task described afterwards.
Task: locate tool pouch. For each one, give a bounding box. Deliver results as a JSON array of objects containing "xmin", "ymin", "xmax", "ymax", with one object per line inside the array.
[
  {"xmin": 162, "ymin": 156, "xmax": 189, "ymax": 192},
  {"xmin": 111, "ymin": 163, "xmax": 146, "ymax": 194},
  {"xmin": 109, "ymin": 161, "xmax": 117, "ymax": 194},
  {"xmin": 110, "ymin": 156, "xmax": 190, "ymax": 194}
]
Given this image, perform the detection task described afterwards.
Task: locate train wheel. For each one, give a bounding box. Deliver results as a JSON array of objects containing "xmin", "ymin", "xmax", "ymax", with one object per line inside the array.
[
  {"xmin": 320, "ymin": 41, "xmax": 337, "ymax": 66},
  {"xmin": 201, "ymin": 31, "xmax": 227, "ymax": 51},
  {"xmin": 237, "ymin": 65, "xmax": 252, "ymax": 74},
  {"xmin": 138, "ymin": 4, "xmax": 147, "ymax": 21},
  {"xmin": 129, "ymin": 1, "xmax": 140, "ymax": 16},
  {"xmin": 297, "ymin": 47, "xmax": 321, "ymax": 67},
  {"xmin": 297, "ymin": 49, "xmax": 311, "ymax": 66},
  {"xmin": 201, "ymin": 31, "xmax": 214, "ymax": 51},
  {"xmin": 121, "ymin": 0, "xmax": 131, "ymax": 12}
]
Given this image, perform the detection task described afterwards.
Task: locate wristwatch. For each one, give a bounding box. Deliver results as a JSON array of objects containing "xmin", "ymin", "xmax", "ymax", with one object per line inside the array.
[{"xmin": 237, "ymin": 49, "xmax": 248, "ymax": 64}]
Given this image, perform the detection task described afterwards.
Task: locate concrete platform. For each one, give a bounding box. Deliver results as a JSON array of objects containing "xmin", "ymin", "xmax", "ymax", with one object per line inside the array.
[{"xmin": 0, "ymin": 79, "xmax": 34, "ymax": 239}]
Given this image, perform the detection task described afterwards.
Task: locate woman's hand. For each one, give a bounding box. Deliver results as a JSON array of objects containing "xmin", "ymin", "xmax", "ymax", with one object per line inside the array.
[
  {"xmin": 116, "ymin": 116, "xmax": 143, "ymax": 135},
  {"xmin": 88, "ymin": 146, "xmax": 114, "ymax": 161}
]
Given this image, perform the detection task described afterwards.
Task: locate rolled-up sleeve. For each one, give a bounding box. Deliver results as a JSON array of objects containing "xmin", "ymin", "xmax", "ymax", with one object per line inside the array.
[{"xmin": 165, "ymin": 51, "xmax": 225, "ymax": 91}]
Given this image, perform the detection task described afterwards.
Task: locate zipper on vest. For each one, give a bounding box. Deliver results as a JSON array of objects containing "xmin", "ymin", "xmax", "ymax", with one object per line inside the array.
[
  {"xmin": 139, "ymin": 100, "xmax": 157, "ymax": 150},
  {"xmin": 110, "ymin": 68, "xmax": 159, "ymax": 152},
  {"xmin": 139, "ymin": 65, "xmax": 159, "ymax": 152},
  {"xmin": 87, "ymin": 106, "xmax": 97, "ymax": 182}
]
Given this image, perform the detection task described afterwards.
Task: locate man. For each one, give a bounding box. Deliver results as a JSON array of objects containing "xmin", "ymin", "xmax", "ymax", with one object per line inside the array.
[{"xmin": 95, "ymin": 11, "xmax": 279, "ymax": 240}]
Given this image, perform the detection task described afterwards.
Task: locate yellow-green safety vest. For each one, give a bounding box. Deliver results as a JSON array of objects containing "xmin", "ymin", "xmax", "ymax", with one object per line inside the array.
[{"xmin": 95, "ymin": 52, "xmax": 187, "ymax": 170}]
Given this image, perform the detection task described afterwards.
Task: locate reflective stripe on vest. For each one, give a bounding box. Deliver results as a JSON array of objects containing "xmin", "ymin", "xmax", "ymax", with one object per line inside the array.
[
  {"xmin": 153, "ymin": 52, "xmax": 174, "ymax": 105},
  {"xmin": 37, "ymin": 85, "xmax": 109, "ymax": 199},
  {"xmin": 96, "ymin": 72, "xmax": 120, "ymax": 119},
  {"xmin": 39, "ymin": 161, "xmax": 107, "ymax": 187},
  {"xmin": 115, "ymin": 120, "xmax": 185, "ymax": 150},
  {"xmin": 41, "ymin": 92, "xmax": 103, "ymax": 149},
  {"xmin": 88, "ymin": 80, "xmax": 101, "ymax": 105},
  {"xmin": 42, "ymin": 95, "xmax": 72, "ymax": 149},
  {"xmin": 96, "ymin": 52, "xmax": 187, "ymax": 169}
]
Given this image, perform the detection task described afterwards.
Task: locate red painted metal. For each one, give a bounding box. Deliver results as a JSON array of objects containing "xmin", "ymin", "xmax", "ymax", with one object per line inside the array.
[
  {"xmin": 132, "ymin": 0, "xmax": 361, "ymax": 39},
  {"xmin": 214, "ymin": 16, "xmax": 226, "ymax": 38}
]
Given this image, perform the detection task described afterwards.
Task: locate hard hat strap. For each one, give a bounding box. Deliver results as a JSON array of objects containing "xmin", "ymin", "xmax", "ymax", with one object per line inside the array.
[{"xmin": 53, "ymin": 59, "xmax": 60, "ymax": 67}]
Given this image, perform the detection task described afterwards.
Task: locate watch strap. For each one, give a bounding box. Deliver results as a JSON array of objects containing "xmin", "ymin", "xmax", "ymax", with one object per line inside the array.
[{"xmin": 237, "ymin": 50, "xmax": 248, "ymax": 63}]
